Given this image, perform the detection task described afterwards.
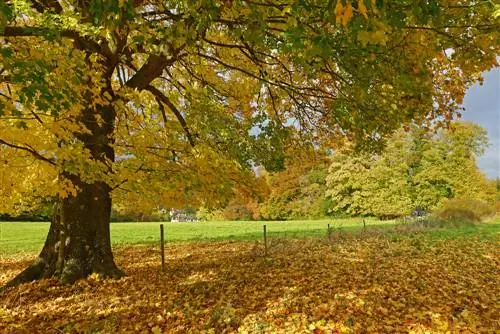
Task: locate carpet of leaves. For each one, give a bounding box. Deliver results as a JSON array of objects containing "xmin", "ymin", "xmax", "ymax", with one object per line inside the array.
[{"xmin": 1, "ymin": 233, "xmax": 498, "ymax": 333}]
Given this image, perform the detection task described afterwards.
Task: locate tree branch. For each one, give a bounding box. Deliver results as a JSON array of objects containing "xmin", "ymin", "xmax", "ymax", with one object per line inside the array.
[
  {"xmin": 125, "ymin": 55, "xmax": 169, "ymax": 90},
  {"xmin": 2, "ymin": 26, "xmax": 102, "ymax": 53},
  {"xmin": 28, "ymin": 0, "xmax": 63, "ymax": 14},
  {"xmin": 146, "ymin": 85, "xmax": 196, "ymax": 147},
  {"xmin": 0, "ymin": 138, "xmax": 56, "ymax": 165},
  {"xmin": 125, "ymin": 43, "xmax": 186, "ymax": 90}
]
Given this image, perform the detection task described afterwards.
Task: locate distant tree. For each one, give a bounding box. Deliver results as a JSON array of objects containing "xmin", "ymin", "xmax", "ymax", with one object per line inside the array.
[
  {"xmin": 221, "ymin": 178, "xmax": 269, "ymax": 221},
  {"xmin": 260, "ymin": 147, "xmax": 330, "ymax": 220},
  {"xmin": 495, "ymin": 178, "xmax": 500, "ymax": 213},
  {"xmin": 222, "ymin": 198, "xmax": 261, "ymax": 221},
  {"xmin": 326, "ymin": 122, "xmax": 494, "ymax": 218}
]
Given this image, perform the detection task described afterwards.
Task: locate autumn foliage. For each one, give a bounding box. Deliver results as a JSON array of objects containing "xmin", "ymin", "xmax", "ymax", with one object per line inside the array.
[
  {"xmin": 1, "ymin": 230, "xmax": 498, "ymax": 333},
  {"xmin": 434, "ymin": 198, "xmax": 496, "ymax": 223},
  {"xmin": 1, "ymin": 0, "xmax": 499, "ymax": 291}
]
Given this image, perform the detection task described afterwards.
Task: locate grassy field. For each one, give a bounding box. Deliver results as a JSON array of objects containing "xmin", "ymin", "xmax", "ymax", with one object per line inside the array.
[
  {"xmin": 0, "ymin": 218, "xmax": 388, "ymax": 255},
  {"xmin": 1, "ymin": 217, "xmax": 499, "ymax": 255},
  {"xmin": 1, "ymin": 219, "xmax": 499, "ymax": 332}
]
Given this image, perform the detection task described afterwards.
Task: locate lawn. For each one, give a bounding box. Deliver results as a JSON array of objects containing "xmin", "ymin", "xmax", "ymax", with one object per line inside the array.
[
  {"xmin": 2, "ymin": 217, "xmax": 499, "ymax": 256},
  {"xmin": 0, "ymin": 220, "xmax": 498, "ymax": 333},
  {"xmin": 0, "ymin": 218, "xmax": 388, "ymax": 255}
]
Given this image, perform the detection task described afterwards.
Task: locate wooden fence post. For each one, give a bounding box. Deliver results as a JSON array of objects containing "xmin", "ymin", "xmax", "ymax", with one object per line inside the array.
[
  {"xmin": 160, "ymin": 224, "xmax": 165, "ymax": 272},
  {"xmin": 263, "ymin": 224, "xmax": 268, "ymax": 257},
  {"xmin": 328, "ymin": 223, "xmax": 332, "ymax": 241}
]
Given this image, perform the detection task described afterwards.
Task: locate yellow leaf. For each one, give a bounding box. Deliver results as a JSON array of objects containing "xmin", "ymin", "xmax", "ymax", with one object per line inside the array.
[
  {"xmin": 493, "ymin": 4, "xmax": 500, "ymax": 18},
  {"xmin": 357, "ymin": 30, "xmax": 389, "ymax": 46},
  {"xmin": 335, "ymin": 1, "xmax": 344, "ymax": 25},
  {"xmin": 282, "ymin": 5, "xmax": 292, "ymax": 15},
  {"xmin": 358, "ymin": 0, "xmax": 369, "ymax": 19},
  {"xmin": 342, "ymin": 3, "xmax": 354, "ymax": 26}
]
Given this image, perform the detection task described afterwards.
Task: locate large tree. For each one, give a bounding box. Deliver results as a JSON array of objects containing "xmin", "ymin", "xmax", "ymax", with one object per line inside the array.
[
  {"xmin": 325, "ymin": 122, "xmax": 494, "ymax": 218},
  {"xmin": 0, "ymin": 0, "xmax": 498, "ymax": 288}
]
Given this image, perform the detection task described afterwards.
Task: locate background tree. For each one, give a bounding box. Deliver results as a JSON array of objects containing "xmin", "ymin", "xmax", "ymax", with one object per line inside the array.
[
  {"xmin": 216, "ymin": 173, "xmax": 268, "ymax": 221},
  {"xmin": 259, "ymin": 147, "xmax": 330, "ymax": 220},
  {"xmin": 0, "ymin": 0, "xmax": 498, "ymax": 288},
  {"xmin": 326, "ymin": 122, "xmax": 494, "ymax": 218},
  {"xmin": 412, "ymin": 122, "xmax": 492, "ymax": 207}
]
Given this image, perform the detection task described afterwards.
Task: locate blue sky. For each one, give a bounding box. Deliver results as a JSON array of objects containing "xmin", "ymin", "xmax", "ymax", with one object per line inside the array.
[{"xmin": 461, "ymin": 68, "xmax": 500, "ymax": 179}]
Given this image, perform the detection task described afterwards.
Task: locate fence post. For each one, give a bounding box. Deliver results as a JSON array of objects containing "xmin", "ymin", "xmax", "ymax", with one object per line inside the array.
[
  {"xmin": 160, "ymin": 224, "xmax": 165, "ymax": 272},
  {"xmin": 328, "ymin": 223, "xmax": 332, "ymax": 241},
  {"xmin": 263, "ymin": 224, "xmax": 268, "ymax": 257},
  {"xmin": 363, "ymin": 219, "xmax": 366, "ymax": 229}
]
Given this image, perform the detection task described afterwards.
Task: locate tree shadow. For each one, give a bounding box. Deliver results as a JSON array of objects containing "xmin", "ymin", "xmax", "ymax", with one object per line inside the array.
[{"xmin": 1, "ymin": 236, "xmax": 497, "ymax": 332}]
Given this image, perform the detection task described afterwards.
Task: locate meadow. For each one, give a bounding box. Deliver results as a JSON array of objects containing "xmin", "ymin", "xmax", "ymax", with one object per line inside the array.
[
  {"xmin": 0, "ymin": 218, "xmax": 388, "ymax": 255},
  {"xmin": 1, "ymin": 219, "xmax": 499, "ymax": 333}
]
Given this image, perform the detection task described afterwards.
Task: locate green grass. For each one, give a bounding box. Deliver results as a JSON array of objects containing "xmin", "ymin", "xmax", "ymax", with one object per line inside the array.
[
  {"xmin": 1, "ymin": 217, "xmax": 498, "ymax": 255},
  {"xmin": 0, "ymin": 218, "xmax": 384, "ymax": 255}
]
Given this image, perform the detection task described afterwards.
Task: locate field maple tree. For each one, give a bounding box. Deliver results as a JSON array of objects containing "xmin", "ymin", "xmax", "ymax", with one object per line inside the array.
[{"xmin": 0, "ymin": 0, "xmax": 498, "ymax": 288}]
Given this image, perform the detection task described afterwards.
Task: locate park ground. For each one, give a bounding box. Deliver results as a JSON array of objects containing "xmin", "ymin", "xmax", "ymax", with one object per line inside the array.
[{"xmin": 0, "ymin": 218, "xmax": 499, "ymax": 333}]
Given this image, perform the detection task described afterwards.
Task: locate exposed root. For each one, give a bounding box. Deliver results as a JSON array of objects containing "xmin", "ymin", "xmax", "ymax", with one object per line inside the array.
[
  {"xmin": 0, "ymin": 257, "xmax": 51, "ymax": 294},
  {"xmin": 1, "ymin": 257, "xmax": 125, "ymax": 293}
]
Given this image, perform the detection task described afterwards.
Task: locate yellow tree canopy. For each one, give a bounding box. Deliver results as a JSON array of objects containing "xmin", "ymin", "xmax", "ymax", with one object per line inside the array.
[{"xmin": 0, "ymin": 0, "xmax": 498, "ymax": 213}]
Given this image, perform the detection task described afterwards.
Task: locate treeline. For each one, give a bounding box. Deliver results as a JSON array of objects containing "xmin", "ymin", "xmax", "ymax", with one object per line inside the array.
[
  {"xmin": 216, "ymin": 122, "xmax": 498, "ymax": 221},
  {"xmin": 2, "ymin": 122, "xmax": 497, "ymax": 222}
]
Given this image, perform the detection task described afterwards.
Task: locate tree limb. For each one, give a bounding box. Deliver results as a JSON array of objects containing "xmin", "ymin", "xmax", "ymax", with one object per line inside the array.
[
  {"xmin": 146, "ymin": 85, "xmax": 196, "ymax": 147},
  {"xmin": 2, "ymin": 26, "xmax": 102, "ymax": 53},
  {"xmin": 0, "ymin": 138, "xmax": 56, "ymax": 165}
]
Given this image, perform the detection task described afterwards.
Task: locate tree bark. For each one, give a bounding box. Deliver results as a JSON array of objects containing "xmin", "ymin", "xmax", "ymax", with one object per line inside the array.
[
  {"xmin": 1, "ymin": 86, "xmax": 124, "ymax": 291},
  {"xmin": 56, "ymin": 178, "xmax": 124, "ymax": 284},
  {"xmin": 1, "ymin": 183, "xmax": 124, "ymax": 291}
]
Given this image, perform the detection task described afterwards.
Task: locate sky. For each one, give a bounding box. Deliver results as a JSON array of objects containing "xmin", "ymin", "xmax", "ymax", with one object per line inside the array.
[{"xmin": 461, "ymin": 68, "xmax": 500, "ymax": 179}]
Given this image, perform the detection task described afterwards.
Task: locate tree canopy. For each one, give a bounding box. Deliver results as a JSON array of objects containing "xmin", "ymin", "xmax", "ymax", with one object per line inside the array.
[
  {"xmin": 325, "ymin": 122, "xmax": 495, "ymax": 218},
  {"xmin": 259, "ymin": 146, "xmax": 330, "ymax": 220},
  {"xmin": 0, "ymin": 0, "xmax": 498, "ymax": 285},
  {"xmin": 1, "ymin": 0, "xmax": 498, "ymax": 210}
]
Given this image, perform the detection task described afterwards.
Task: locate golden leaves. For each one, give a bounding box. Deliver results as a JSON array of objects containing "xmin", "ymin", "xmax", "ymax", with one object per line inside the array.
[
  {"xmin": 358, "ymin": 1, "xmax": 368, "ymax": 19},
  {"xmin": 357, "ymin": 29, "xmax": 389, "ymax": 45},
  {"xmin": 493, "ymin": 4, "xmax": 500, "ymax": 19},
  {"xmin": 335, "ymin": 1, "xmax": 369, "ymax": 26},
  {"xmin": 1, "ymin": 233, "xmax": 498, "ymax": 332},
  {"xmin": 335, "ymin": 1, "xmax": 345, "ymax": 25},
  {"xmin": 342, "ymin": 3, "xmax": 354, "ymax": 26},
  {"xmin": 356, "ymin": 20, "xmax": 391, "ymax": 46}
]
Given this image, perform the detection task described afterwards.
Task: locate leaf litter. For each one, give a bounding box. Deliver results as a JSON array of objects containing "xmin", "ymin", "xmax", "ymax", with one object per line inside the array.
[{"xmin": 0, "ymin": 233, "xmax": 498, "ymax": 333}]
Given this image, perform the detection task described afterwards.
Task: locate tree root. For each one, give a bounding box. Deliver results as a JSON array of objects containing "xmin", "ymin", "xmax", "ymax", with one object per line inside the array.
[{"xmin": 1, "ymin": 256, "xmax": 125, "ymax": 294}]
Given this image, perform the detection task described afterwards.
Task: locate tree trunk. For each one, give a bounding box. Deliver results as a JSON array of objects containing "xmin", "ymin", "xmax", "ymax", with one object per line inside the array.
[
  {"xmin": 1, "ymin": 85, "xmax": 124, "ymax": 291},
  {"xmin": 1, "ymin": 180, "xmax": 124, "ymax": 290}
]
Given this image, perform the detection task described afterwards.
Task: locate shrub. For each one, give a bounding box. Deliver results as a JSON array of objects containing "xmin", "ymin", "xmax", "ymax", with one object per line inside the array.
[
  {"xmin": 397, "ymin": 216, "xmax": 476, "ymax": 232},
  {"xmin": 433, "ymin": 198, "xmax": 495, "ymax": 223}
]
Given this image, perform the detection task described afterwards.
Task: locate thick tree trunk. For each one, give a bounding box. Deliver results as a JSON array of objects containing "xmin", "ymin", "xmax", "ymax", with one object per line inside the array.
[
  {"xmin": 57, "ymin": 178, "xmax": 124, "ymax": 284},
  {"xmin": 1, "ymin": 181, "xmax": 124, "ymax": 290},
  {"xmin": 1, "ymin": 85, "xmax": 124, "ymax": 291}
]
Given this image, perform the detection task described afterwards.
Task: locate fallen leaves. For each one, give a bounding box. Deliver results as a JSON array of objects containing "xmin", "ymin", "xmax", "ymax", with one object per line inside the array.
[{"xmin": 0, "ymin": 233, "xmax": 498, "ymax": 333}]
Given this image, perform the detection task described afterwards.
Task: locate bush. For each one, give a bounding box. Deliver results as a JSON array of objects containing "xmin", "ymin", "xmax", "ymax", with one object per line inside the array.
[
  {"xmin": 433, "ymin": 198, "xmax": 495, "ymax": 223},
  {"xmin": 396, "ymin": 216, "xmax": 476, "ymax": 232}
]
